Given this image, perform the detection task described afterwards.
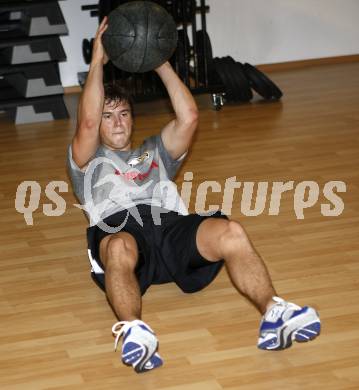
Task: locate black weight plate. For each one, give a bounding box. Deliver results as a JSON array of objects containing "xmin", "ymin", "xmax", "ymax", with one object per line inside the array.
[
  {"xmin": 179, "ymin": 29, "xmax": 191, "ymax": 55},
  {"xmin": 174, "ymin": 0, "xmax": 196, "ymax": 23},
  {"xmin": 232, "ymin": 61, "xmax": 253, "ymax": 101},
  {"xmin": 209, "ymin": 58, "xmax": 222, "ymax": 86},
  {"xmin": 228, "ymin": 58, "xmax": 253, "ymax": 101},
  {"xmin": 213, "ymin": 57, "xmax": 236, "ymax": 101},
  {"xmin": 222, "ymin": 57, "xmax": 241, "ymax": 101},
  {"xmin": 243, "ymin": 63, "xmax": 272, "ymax": 99},
  {"xmin": 224, "ymin": 59, "xmax": 241, "ymax": 101},
  {"xmin": 223, "ymin": 57, "xmax": 252, "ymax": 102},
  {"xmin": 82, "ymin": 38, "xmax": 91, "ymax": 64},
  {"xmin": 213, "ymin": 58, "xmax": 226, "ymax": 93},
  {"xmin": 171, "ymin": 29, "xmax": 190, "ymax": 80},
  {"xmin": 195, "ymin": 29, "xmax": 214, "ymax": 84},
  {"xmin": 243, "ymin": 63, "xmax": 283, "ymax": 100}
]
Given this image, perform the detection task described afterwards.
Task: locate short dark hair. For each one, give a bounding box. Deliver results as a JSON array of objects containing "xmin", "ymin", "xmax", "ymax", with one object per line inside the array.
[{"xmin": 103, "ymin": 81, "xmax": 134, "ymax": 117}]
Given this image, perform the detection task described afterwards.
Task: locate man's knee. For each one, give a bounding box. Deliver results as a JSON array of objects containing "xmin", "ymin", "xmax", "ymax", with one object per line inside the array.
[
  {"xmin": 219, "ymin": 220, "xmax": 250, "ymax": 255},
  {"xmin": 101, "ymin": 232, "xmax": 139, "ymax": 270}
]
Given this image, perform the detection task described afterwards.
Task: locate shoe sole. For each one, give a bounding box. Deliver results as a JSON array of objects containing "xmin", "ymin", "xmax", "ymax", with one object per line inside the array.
[
  {"xmin": 134, "ymin": 343, "xmax": 158, "ymax": 373},
  {"xmin": 259, "ymin": 307, "xmax": 321, "ymax": 350},
  {"xmin": 122, "ymin": 340, "xmax": 161, "ymax": 373},
  {"xmin": 143, "ymin": 352, "xmax": 163, "ymax": 371}
]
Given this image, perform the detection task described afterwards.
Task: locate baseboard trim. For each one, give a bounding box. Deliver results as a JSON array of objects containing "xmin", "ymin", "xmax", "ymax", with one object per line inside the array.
[{"xmin": 257, "ymin": 54, "xmax": 359, "ymax": 73}]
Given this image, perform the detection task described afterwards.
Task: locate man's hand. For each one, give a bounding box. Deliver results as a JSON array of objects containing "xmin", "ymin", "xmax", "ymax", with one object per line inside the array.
[{"xmin": 92, "ymin": 16, "xmax": 109, "ymax": 65}]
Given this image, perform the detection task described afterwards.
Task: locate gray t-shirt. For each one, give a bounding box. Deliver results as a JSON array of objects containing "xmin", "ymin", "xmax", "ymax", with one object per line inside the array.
[{"xmin": 67, "ymin": 134, "xmax": 188, "ymax": 226}]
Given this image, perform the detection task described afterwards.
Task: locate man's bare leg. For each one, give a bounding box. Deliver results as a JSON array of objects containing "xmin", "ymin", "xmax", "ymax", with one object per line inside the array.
[
  {"xmin": 99, "ymin": 231, "xmax": 163, "ymax": 371},
  {"xmin": 196, "ymin": 219, "xmax": 277, "ymax": 314},
  {"xmin": 196, "ymin": 217, "xmax": 321, "ymax": 350},
  {"xmin": 99, "ymin": 231, "xmax": 141, "ymax": 321}
]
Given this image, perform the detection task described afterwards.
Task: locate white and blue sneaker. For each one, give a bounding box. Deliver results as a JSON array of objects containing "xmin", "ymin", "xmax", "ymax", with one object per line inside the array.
[
  {"xmin": 258, "ymin": 296, "xmax": 321, "ymax": 350},
  {"xmin": 112, "ymin": 319, "xmax": 163, "ymax": 373}
]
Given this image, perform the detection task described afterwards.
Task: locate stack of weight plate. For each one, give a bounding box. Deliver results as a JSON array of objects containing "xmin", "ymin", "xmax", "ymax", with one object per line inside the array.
[
  {"xmin": 0, "ymin": 0, "xmax": 69, "ymax": 124},
  {"xmin": 212, "ymin": 56, "xmax": 283, "ymax": 104}
]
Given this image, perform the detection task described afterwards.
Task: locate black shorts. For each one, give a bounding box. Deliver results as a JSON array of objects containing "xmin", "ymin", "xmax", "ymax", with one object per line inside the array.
[{"xmin": 86, "ymin": 204, "xmax": 228, "ymax": 295}]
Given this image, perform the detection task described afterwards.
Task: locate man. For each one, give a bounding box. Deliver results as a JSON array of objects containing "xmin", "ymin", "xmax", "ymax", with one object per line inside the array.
[{"xmin": 67, "ymin": 18, "xmax": 321, "ymax": 373}]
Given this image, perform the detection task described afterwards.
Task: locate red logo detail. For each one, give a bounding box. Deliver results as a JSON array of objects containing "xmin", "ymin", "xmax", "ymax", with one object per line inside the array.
[{"xmin": 114, "ymin": 160, "xmax": 158, "ymax": 181}]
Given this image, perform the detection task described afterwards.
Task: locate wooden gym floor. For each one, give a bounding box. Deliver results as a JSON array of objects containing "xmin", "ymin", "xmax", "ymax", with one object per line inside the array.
[{"xmin": 0, "ymin": 61, "xmax": 359, "ymax": 389}]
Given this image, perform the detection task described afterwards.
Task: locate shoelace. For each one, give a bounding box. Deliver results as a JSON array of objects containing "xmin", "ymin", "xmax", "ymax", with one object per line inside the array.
[
  {"xmin": 111, "ymin": 319, "xmax": 156, "ymax": 351},
  {"xmin": 266, "ymin": 296, "xmax": 302, "ymax": 321}
]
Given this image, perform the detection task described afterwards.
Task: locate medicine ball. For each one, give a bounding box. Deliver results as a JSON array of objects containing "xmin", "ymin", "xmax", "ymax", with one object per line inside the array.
[{"xmin": 102, "ymin": 1, "xmax": 178, "ymax": 73}]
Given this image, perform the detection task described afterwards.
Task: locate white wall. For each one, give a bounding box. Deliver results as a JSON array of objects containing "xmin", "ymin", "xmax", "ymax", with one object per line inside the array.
[
  {"xmin": 205, "ymin": 0, "xmax": 359, "ymax": 64},
  {"xmin": 58, "ymin": 0, "xmax": 98, "ymax": 87},
  {"xmin": 58, "ymin": 0, "xmax": 359, "ymax": 87}
]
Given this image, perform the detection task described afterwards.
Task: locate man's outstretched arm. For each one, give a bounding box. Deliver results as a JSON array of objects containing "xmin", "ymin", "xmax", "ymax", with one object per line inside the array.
[
  {"xmin": 72, "ymin": 17, "xmax": 108, "ymax": 169},
  {"xmin": 154, "ymin": 62, "xmax": 199, "ymax": 160}
]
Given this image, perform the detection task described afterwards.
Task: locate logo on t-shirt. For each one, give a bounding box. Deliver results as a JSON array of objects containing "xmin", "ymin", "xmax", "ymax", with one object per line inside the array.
[
  {"xmin": 114, "ymin": 151, "xmax": 158, "ymax": 180},
  {"xmin": 128, "ymin": 151, "xmax": 150, "ymax": 167}
]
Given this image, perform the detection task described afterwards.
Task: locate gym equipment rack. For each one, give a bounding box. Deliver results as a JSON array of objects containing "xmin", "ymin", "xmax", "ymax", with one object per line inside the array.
[{"xmin": 80, "ymin": 0, "xmax": 226, "ymax": 110}]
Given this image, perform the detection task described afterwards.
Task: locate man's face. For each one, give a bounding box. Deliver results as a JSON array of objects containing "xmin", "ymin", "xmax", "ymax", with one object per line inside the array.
[{"xmin": 99, "ymin": 100, "xmax": 133, "ymax": 151}]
